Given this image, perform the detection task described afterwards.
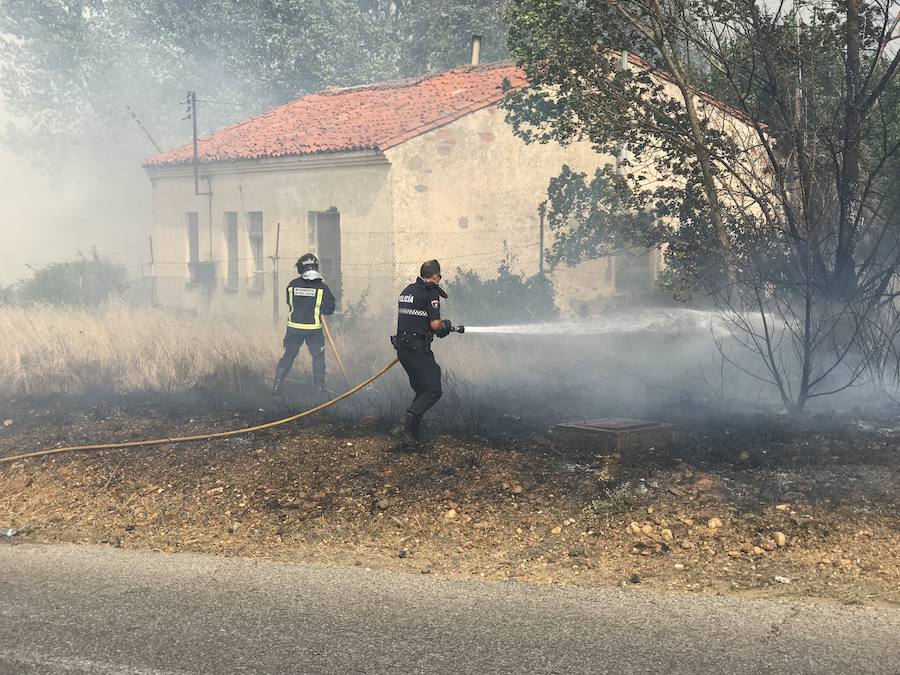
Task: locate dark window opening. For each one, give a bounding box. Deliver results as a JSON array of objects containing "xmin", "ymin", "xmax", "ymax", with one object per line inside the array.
[
  {"xmin": 308, "ymin": 208, "xmax": 341, "ymax": 309},
  {"xmin": 248, "ymin": 211, "xmax": 264, "ymax": 291},
  {"xmin": 614, "ymin": 249, "xmax": 654, "ymax": 294},
  {"xmin": 224, "ymin": 211, "xmax": 239, "ymax": 288},
  {"xmin": 186, "ymin": 212, "xmax": 200, "ymax": 282}
]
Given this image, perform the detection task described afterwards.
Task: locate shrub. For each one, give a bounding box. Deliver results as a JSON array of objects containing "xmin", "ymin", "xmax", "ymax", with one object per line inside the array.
[
  {"xmin": 445, "ymin": 261, "xmax": 558, "ymax": 326},
  {"xmin": 327, "ymin": 288, "xmax": 370, "ymax": 334},
  {"xmin": 15, "ymin": 251, "xmax": 127, "ymax": 307}
]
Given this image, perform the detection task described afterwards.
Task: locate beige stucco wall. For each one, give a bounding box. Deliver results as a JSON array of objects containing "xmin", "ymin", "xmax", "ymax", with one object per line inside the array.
[
  {"xmin": 145, "ymin": 109, "xmax": 635, "ymax": 320},
  {"xmin": 145, "ymin": 75, "xmax": 756, "ymax": 320},
  {"xmin": 385, "ymin": 104, "xmax": 624, "ymax": 313},
  {"xmin": 145, "ymin": 152, "xmax": 393, "ymax": 317}
]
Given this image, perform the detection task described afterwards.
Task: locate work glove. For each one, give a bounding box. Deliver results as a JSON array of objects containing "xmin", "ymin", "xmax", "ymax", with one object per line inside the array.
[{"xmin": 434, "ymin": 319, "xmax": 453, "ymax": 338}]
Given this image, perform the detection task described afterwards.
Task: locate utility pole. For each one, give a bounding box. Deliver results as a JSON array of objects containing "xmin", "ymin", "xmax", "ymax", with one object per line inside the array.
[
  {"xmin": 617, "ymin": 50, "xmax": 629, "ymax": 174},
  {"xmin": 186, "ymin": 91, "xmax": 212, "ymax": 198},
  {"xmin": 190, "ymin": 91, "xmax": 199, "ymax": 195},
  {"xmin": 538, "ymin": 201, "xmax": 547, "ymax": 275},
  {"xmin": 186, "ymin": 91, "xmax": 214, "ymax": 264}
]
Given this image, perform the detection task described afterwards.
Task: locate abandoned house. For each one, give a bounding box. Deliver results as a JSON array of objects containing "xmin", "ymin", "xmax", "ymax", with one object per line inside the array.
[{"xmin": 143, "ymin": 47, "xmax": 754, "ymax": 317}]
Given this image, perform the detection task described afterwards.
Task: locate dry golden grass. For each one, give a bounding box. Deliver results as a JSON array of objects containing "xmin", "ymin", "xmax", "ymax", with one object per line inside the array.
[
  {"xmin": 0, "ymin": 300, "xmax": 710, "ymax": 429},
  {"xmin": 0, "ymin": 302, "xmax": 284, "ymax": 396}
]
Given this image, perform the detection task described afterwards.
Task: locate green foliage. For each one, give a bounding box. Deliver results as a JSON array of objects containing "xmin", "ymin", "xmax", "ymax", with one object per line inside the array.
[
  {"xmin": 505, "ymin": 0, "xmax": 900, "ymax": 301},
  {"xmin": 504, "ymin": 0, "xmax": 739, "ymax": 299},
  {"xmin": 0, "ymin": 0, "xmax": 510, "ymax": 165},
  {"xmin": 14, "ymin": 253, "xmax": 128, "ymax": 307},
  {"xmin": 543, "ymin": 164, "xmax": 654, "ymax": 259},
  {"xmin": 505, "ymin": 0, "xmax": 900, "ymax": 410},
  {"xmin": 445, "ymin": 261, "xmax": 558, "ymax": 326},
  {"xmin": 328, "ymin": 288, "xmax": 370, "ymax": 334}
]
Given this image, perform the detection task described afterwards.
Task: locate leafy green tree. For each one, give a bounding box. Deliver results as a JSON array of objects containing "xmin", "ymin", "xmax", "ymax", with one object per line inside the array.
[
  {"xmin": 505, "ymin": 0, "xmax": 900, "ymax": 411},
  {"xmin": 0, "ymin": 0, "xmax": 509, "ymax": 164}
]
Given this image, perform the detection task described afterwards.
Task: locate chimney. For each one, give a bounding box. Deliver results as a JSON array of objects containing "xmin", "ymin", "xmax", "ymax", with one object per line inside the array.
[{"xmin": 470, "ymin": 34, "xmax": 482, "ymax": 65}]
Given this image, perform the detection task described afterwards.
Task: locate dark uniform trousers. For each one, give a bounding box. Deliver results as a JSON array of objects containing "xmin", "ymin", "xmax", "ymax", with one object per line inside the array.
[
  {"xmin": 396, "ymin": 336, "xmax": 442, "ymax": 417},
  {"xmin": 276, "ymin": 327, "xmax": 326, "ymax": 386}
]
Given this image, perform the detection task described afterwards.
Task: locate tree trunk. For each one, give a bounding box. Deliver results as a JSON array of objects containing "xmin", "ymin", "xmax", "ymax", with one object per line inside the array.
[
  {"xmin": 835, "ymin": 0, "xmax": 862, "ymax": 297},
  {"xmin": 662, "ymin": 56, "xmax": 736, "ymax": 292}
]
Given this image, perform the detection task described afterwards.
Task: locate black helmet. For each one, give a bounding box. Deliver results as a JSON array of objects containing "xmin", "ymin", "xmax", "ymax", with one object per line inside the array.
[{"xmin": 296, "ymin": 253, "xmax": 319, "ymax": 274}]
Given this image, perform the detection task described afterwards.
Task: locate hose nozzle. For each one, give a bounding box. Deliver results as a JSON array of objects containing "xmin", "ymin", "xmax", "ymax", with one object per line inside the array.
[{"xmin": 453, "ymin": 325, "xmax": 465, "ymax": 334}]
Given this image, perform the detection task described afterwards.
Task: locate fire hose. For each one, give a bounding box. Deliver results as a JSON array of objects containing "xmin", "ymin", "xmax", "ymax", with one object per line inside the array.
[
  {"xmin": 0, "ymin": 359, "xmax": 399, "ymax": 465},
  {"xmin": 321, "ymin": 317, "xmax": 350, "ymax": 387}
]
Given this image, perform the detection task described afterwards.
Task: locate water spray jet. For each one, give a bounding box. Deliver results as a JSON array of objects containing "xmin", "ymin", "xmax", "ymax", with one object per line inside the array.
[{"xmin": 461, "ymin": 308, "xmax": 728, "ymax": 337}]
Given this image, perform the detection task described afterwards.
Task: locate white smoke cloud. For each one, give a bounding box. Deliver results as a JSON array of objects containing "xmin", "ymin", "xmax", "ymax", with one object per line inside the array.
[{"xmin": 0, "ymin": 101, "xmax": 150, "ymax": 285}]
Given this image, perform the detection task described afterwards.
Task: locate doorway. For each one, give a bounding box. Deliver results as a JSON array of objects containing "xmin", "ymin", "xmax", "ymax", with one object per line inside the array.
[
  {"xmin": 614, "ymin": 248, "xmax": 654, "ymax": 295},
  {"xmin": 308, "ymin": 208, "xmax": 342, "ymax": 308}
]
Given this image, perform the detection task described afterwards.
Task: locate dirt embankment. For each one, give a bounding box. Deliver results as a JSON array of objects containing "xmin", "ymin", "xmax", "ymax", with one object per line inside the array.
[{"xmin": 1, "ymin": 396, "xmax": 898, "ymax": 607}]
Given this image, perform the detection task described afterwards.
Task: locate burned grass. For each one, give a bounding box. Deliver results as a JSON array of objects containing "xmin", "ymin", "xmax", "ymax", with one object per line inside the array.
[{"xmin": 1, "ymin": 396, "xmax": 898, "ymax": 608}]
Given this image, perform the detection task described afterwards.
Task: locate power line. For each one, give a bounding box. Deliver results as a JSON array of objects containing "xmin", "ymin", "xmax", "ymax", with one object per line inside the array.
[{"xmin": 125, "ymin": 104, "xmax": 163, "ymax": 152}]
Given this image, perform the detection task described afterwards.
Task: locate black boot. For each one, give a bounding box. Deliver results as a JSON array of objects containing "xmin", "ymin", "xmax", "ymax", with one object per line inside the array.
[
  {"xmin": 272, "ymin": 366, "xmax": 290, "ymax": 396},
  {"xmin": 410, "ymin": 414, "xmax": 422, "ymax": 440},
  {"xmin": 390, "ymin": 412, "xmax": 419, "ymax": 448}
]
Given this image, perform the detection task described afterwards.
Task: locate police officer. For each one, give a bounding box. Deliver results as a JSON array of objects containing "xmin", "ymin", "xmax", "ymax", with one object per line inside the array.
[
  {"xmin": 390, "ymin": 259, "xmax": 458, "ymax": 447},
  {"xmin": 272, "ymin": 253, "xmax": 336, "ymax": 396}
]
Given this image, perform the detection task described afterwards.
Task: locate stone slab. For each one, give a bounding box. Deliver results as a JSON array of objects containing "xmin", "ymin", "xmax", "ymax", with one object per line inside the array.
[{"xmin": 555, "ymin": 418, "xmax": 680, "ymax": 455}]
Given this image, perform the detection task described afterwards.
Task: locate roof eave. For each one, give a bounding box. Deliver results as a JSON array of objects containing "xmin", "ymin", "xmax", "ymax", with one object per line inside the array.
[{"xmin": 143, "ymin": 149, "xmax": 390, "ymax": 178}]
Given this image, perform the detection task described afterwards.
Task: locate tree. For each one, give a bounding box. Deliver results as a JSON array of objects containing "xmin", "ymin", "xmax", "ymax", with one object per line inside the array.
[
  {"xmin": 505, "ymin": 0, "xmax": 900, "ymax": 412},
  {"xmin": 0, "ymin": 0, "xmax": 510, "ymax": 164}
]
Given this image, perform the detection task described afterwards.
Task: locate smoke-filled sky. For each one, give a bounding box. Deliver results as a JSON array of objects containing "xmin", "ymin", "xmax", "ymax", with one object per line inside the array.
[{"xmin": 0, "ymin": 100, "xmax": 150, "ymax": 285}]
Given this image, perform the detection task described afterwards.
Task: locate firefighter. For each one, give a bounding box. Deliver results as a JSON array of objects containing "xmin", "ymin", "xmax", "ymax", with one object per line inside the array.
[
  {"xmin": 272, "ymin": 253, "xmax": 336, "ymax": 396},
  {"xmin": 390, "ymin": 259, "xmax": 457, "ymax": 447}
]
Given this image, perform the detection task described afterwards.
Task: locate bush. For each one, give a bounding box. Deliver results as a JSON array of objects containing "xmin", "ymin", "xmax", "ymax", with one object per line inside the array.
[
  {"xmin": 327, "ymin": 288, "xmax": 370, "ymax": 334},
  {"xmin": 14, "ymin": 252, "xmax": 127, "ymax": 307},
  {"xmin": 445, "ymin": 261, "xmax": 558, "ymax": 327}
]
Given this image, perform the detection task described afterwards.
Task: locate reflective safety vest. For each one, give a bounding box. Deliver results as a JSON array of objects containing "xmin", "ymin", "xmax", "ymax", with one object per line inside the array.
[{"xmin": 286, "ymin": 278, "xmax": 336, "ymax": 330}]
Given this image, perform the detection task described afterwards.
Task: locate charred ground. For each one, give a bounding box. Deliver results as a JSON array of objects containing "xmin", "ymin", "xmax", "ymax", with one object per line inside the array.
[{"xmin": 1, "ymin": 392, "xmax": 898, "ymax": 608}]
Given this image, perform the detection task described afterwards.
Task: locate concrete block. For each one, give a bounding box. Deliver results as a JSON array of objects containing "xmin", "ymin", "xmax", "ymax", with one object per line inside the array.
[{"xmin": 555, "ymin": 417, "xmax": 680, "ymax": 455}]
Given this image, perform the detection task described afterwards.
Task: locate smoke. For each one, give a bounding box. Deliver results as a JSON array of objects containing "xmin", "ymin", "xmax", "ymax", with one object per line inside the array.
[
  {"xmin": 311, "ymin": 302, "xmax": 795, "ymax": 433},
  {"xmin": 0, "ymin": 100, "xmax": 152, "ymax": 286},
  {"xmin": 0, "ymin": 4, "xmax": 885, "ymax": 421},
  {"xmin": 363, "ymin": 302, "xmax": 875, "ymax": 430}
]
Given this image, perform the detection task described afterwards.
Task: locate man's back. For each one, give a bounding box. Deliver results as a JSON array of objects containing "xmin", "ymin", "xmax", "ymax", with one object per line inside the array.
[{"xmin": 286, "ymin": 276, "xmax": 336, "ymax": 330}]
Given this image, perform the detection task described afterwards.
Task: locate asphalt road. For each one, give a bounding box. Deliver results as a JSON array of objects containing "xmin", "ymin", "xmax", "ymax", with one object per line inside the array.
[{"xmin": 0, "ymin": 543, "xmax": 898, "ymax": 674}]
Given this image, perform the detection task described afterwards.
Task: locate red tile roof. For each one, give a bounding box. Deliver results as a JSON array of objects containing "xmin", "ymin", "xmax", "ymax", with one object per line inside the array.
[
  {"xmin": 622, "ymin": 51, "xmax": 755, "ymax": 126},
  {"xmin": 144, "ymin": 55, "xmax": 753, "ymax": 168},
  {"xmin": 144, "ymin": 63, "xmax": 529, "ymax": 167}
]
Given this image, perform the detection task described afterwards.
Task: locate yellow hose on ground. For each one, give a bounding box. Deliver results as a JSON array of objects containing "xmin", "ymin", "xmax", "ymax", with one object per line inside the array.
[
  {"xmin": 0, "ymin": 359, "xmax": 399, "ymax": 465},
  {"xmin": 321, "ymin": 316, "xmax": 351, "ymax": 387}
]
